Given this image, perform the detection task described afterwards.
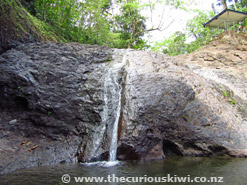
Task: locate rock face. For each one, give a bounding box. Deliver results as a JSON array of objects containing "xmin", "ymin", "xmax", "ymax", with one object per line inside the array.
[
  {"xmin": 118, "ymin": 49, "xmax": 247, "ymax": 160},
  {"xmin": 1, "ymin": 33, "xmax": 247, "ymax": 174},
  {"xmin": 0, "ymin": 42, "xmax": 112, "ymax": 174},
  {"xmin": 175, "ymin": 31, "xmax": 247, "ymax": 101}
]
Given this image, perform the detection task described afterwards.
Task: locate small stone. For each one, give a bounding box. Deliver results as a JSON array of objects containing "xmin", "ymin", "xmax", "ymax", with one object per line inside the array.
[{"xmin": 9, "ymin": 119, "xmax": 17, "ymax": 125}]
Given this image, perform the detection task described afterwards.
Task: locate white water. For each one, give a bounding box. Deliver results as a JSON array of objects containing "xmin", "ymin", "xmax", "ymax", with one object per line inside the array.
[
  {"xmin": 104, "ymin": 52, "xmax": 127, "ymax": 162},
  {"xmin": 82, "ymin": 161, "xmax": 120, "ymax": 167},
  {"xmin": 81, "ymin": 51, "xmax": 127, "ymax": 165}
]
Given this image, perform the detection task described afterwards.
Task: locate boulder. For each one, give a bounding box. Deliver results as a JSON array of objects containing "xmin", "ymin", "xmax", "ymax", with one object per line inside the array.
[
  {"xmin": 118, "ymin": 50, "xmax": 247, "ymax": 160},
  {"xmin": 0, "ymin": 42, "xmax": 112, "ymax": 174}
]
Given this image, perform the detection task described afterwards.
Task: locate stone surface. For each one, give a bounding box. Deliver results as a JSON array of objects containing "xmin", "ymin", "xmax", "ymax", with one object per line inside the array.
[
  {"xmin": 175, "ymin": 31, "xmax": 247, "ymax": 101},
  {"xmin": 0, "ymin": 42, "xmax": 112, "ymax": 174},
  {"xmin": 1, "ymin": 34, "xmax": 247, "ymax": 175},
  {"xmin": 118, "ymin": 49, "xmax": 247, "ymax": 160}
]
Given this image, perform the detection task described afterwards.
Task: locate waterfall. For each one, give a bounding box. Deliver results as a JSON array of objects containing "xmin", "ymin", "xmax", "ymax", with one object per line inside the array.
[
  {"xmin": 80, "ymin": 50, "xmax": 127, "ymax": 165},
  {"xmin": 103, "ymin": 51, "xmax": 127, "ymax": 162},
  {"xmin": 109, "ymin": 54, "xmax": 126, "ymax": 161}
]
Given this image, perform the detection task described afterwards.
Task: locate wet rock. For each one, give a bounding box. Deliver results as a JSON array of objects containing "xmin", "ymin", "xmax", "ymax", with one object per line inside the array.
[
  {"xmin": 9, "ymin": 119, "xmax": 17, "ymax": 125},
  {"xmin": 117, "ymin": 143, "xmax": 140, "ymax": 160},
  {"xmin": 0, "ymin": 42, "xmax": 112, "ymax": 174},
  {"xmin": 77, "ymin": 49, "xmax": 127, "ymax": 163}
]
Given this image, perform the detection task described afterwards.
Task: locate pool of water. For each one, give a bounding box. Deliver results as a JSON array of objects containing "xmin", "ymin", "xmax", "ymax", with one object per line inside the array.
[{"xmin": 1, "ymin": 157, "xmax": 247, "ymax": 185}]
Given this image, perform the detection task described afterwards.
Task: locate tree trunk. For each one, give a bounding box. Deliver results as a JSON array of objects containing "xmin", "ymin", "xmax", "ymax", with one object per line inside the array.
[
  {"xmin": 221, "ymin": 0, "xmax": 227, "ymax": 9},
  {"xmin": 232, "ymin": 0, "xmax": 237, "ymax": 9},
  {"xmin": 212, "ymin": 3, "xmax": 217, "ymax": 14}
]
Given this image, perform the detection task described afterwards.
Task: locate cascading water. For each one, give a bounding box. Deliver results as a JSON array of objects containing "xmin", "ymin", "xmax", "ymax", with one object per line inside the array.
[
  {"xmin": 108, "ymin": 54, "xmax": 126, "ymax": 161},
  {"xmin": 81, "ymin": 50, "xmax": 127, "ymax": 166},
  {"xmin": 103, "ymin": 51, "xmax": 127, "ymax": 162}
]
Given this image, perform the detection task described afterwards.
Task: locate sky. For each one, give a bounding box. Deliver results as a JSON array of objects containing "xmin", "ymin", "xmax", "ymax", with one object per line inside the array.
[{"xmin": 144, "ymin": 0, "xmax": 221, "ymax": 43}]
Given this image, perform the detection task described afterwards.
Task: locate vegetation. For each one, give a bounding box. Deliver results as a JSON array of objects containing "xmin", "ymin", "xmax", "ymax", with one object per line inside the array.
[
  {"xmin": 0, "ymin": 0, "xmax": 69, "ymax": 55},
  {"xmin": 217, "ymin": 85, "xmax": 247, "ymax": 117},
  {"xmin": 152, "ymin": 0, "xmax": 247, "ymax": 56},
  {"xmin": 114, "ymin": 0, "xmax": 147, "ymax": 49},
  {"xmin": 152, "ymin": 10, "xmax": 221, "ymax": 55},
  {"xmin": 217, "ymin": 0, "xmax": 247, "ymax": 10},
  {"xmin": 1, "ymin": 0, "xmax": 189, "ymax": 50},
  {"xmin": 0, "ymin": 0, "xmax": 68, "ymax": 47},
  {"xmin": 2, "ymin": 0, "xmax": 247, "ymax": 52}
]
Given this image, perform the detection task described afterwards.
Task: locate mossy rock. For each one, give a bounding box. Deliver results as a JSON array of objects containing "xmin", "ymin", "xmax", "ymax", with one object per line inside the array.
[{"xmin": 0, "ymin": 0, "xmax": 67, "ymax": 53}]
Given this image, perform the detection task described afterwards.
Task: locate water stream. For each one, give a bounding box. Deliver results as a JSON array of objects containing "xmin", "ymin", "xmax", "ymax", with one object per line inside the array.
[
  {"xmin": 82, "ymin": 51, "xmax": 127, "ymax": 163},
  {"xmin": 108, "ymin": 53, "xmax": 126, "ymax": 161}
]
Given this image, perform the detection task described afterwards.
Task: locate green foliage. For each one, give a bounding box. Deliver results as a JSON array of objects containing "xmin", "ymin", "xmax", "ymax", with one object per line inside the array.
[
  {"xmin": 217, "ymin": 0, "xmax": 247, "ymax": 9},
  {"xmin": 186, "ymin": 10, "xmax": 223, "ymax": 50},
  {"xmin": 152, "ymin": 31, "xmax": 187, "ymax": 56},
  {"xmin": 152, "ymin": 10, "xmax": 223, "ymax": 56},
  {"xmin": 222, "ymin": 90, "xmax": 228, "ymax": 97},
  {"xmin": 114, "ymin": 0, "xmax": 147, "ymax": 49},
  {"xmin": 221, "ymin": 89, "xmax": 237, "ymax": 106},
  {"xmin": 238, "ymin": 0, "xmax": 247, "ymax": 8},
  {"xmin": 0, "ymin": 0, "xmax": 67, "ymax": 47},
  {"xmin": 231, "ymin": 99, "xmax": 236, "ymax": 105},
  {"xmin": 34, "ymin": 0, "xmax": 82, "ymax": 41},
  {"xmin": 30, "ymin": 0, "xmax": 148, "ymax": 48},
  {"xmin": 27, "ymin": 0, "xmax": 185, "ymax": 49},
  {"xmin": 2, "ymin": 0, "xmax": 211, "ymax": 50},
  {"xmin": 76, "ymin": 0, "xmax": 115, "ymax": 46}
]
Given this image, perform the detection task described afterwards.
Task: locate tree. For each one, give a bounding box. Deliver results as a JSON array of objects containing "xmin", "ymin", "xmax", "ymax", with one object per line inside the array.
[
  {"xmin": 152, "ymin": 31, "xmax": 187, "ymax": 56},
  {"xmin": 33, "ymin": 0, "xmax": 80, "ymax": 40},
  {"xmin": 221, "ymin": 0, "xmax": 227, "ymax": 9},
  {"xmin": 235, "ymin": 0, "xmax": 247, "ymax": 9},
  {"xmin": 76, "ymin": 0, "xmax": 114, "ymax": 45},
  {"xmin": 114, "ymin": 0, "xmax": 187, "ymax": 49},
  {"xmin": 27, "ymin": 0, "xmax": 191, "ymax": 49},
  {"xmin": 145, "ymin": 0, "xmax": 186, "ymax": 32},
  {"xmin": 152, "ymin": 10, "xmax": 223, "ymax": 56},
  {"xmin": 114, "ymin": 0, "xmax": 146, "ymax": 49},
  {"xmin": 238, "ymin": 0, "xmax": 247, "ymax": 7},
  {"xmin": 32, "ymin": 0, "xmax": 117, "ymax": 45},
  {"xmin": 216, "ymin": 0, "xmax": 228, "ymax": 9},
  {"xmin": 185, "ymin": 10, "xmax": 222, "ymax": 52},
  {"xmin": 216, "ymin": 0, "xmax": 245, "ymax": 9}
]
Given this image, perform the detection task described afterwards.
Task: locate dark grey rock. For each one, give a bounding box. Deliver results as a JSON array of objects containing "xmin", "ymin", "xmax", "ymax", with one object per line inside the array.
[{"xmin": 0, "ymin": 42, "xmax": 112, "ymax": 174}]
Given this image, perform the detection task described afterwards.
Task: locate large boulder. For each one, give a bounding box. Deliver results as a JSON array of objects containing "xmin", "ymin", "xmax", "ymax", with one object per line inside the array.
[
  {"xmin": 118, "ymin": 50, "xmax": 247, "ymax": 160},
  {"xmin": 0, "ymin": 42, "xmax": 112, "ymax": 174}
]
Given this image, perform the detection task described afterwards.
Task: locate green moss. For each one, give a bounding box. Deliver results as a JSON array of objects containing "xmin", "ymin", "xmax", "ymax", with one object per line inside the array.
[
  {"xmin": 222, "ymin": 90, "xmax": 228, "ymax": 97},
  {"xmin": 231, "ymin": 99, "xmax": 236, "ymax": 105},
  {"xmin": 219, "ymin": 88, "xmax": 236, "ymax": 106},
  {"xmin": 182, "ymin": 115, "xmax": 190, "ymax": 122},
  {"xmin": 0, "ymin": 0, "xmax": 67, "ymax": 46},
  {"xmin": 216, "ymin": 85, "xmax": 247, "ymax": 117},
  {"xmin": 28, "ymin": 14, "xmax": 68, "ymax": 42}
]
